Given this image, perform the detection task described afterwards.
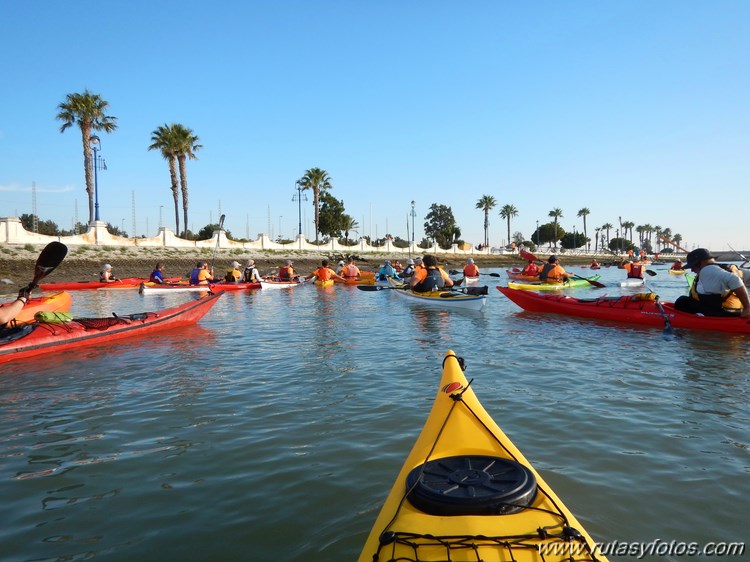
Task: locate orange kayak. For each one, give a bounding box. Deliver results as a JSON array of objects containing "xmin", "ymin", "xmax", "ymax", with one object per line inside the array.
[{"xmin": 3, "ymin": 292, "xmax": 72, "ymax": 325}]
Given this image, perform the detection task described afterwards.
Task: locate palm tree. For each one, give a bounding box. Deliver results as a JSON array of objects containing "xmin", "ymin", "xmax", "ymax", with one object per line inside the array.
[
  {"xmin": 601, "ymin": 223, "xmax": 613, "ymax": 245},
  {"xmin": 622, "ymin": 221, "xmax": 635, "ymax": 242},
  {"xmin": 577, "ymin": 208, "xmax": 590, "ymax": 249},
  {"xmin": 171, "ymin": 124, "xmax": 202, "ymax": 236},
  {"xmin": 654, "ymin": 226, "xmax": 662, "ymax": 252},
  {"xmin": 594, "ymin": 227, "xmax": 601, "ymax": 252},
  {"xmin": 342, "ymin": 215, "xmax": 359, "ymax": 242},
  {"xmin": 499, "ymin": 204, "xmax": 518, "ymax": 248},
  {"xmin": 299, "ymin": 167, "xmax": 333, "ymax": 243},
  {"xmin": 475, "ymin": 195, "xmax": 497, "ymax": 248},
  {"xmin": 148, "ymin": 124, "xmax": 181, "ymax": 234},
  {"xmin": 548, "ymin": 208, "xmax": 563, "ymax": 248},
  {"xmin": 56, "ymin": 90, "xmax": 118, "ymax": 224}
]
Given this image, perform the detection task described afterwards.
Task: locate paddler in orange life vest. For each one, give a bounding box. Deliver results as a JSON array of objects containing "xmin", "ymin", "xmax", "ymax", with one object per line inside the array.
[
  {"xmin": 410, "ymin": 254, "xmax": 454, "ymax": 293},
  {"xmin": 278, "ymin": 259, "xmax": 295, "ymax": 281},
  {"xmin": 463, "ymin": 258, "xmax": 480, "ymax": 280},
  {"xmin": 342, "ymin": 257, "xmax": 361, "ymax": 279},
  {"xmin": 621, "ymin": 259, "xmax": 643, "ymax": 279},
  {"xmin": 538, "ymin": 255, "xmax": 574, "ymax": 283},
  {"xmin": 305, "ymin": 260, "xmax": 346, "ymax": 282},
  {"xmin": 189, "ymin": 261, "xmax": 214, "ymax": 285}
]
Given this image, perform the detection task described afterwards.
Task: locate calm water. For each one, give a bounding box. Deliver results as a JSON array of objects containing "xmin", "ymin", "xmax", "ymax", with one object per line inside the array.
[{"xmin": 0, "ymin": 265, "xmax": 748, "ymax": 561}]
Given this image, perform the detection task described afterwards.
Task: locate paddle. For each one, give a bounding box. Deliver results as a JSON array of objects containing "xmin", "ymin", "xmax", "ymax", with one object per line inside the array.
[
  {"xmin": 27, "ymin": 241, "xmax": 68, "ymax": 290},
  {"xmin": 448, "ymin": 270, "xmax": 501, "ymax": 277},
  {"xmin": 210, "ymin": 214, "xmax": 226, "ymax": 275},
  {"xmin": 356, "ymin": 284, "xmax": 406, "ymax": 292},
  {"xmin": 519, "ymin": 248, "xmax": 538, "ymax": 261},
  {"xmin": 570, "ymin": 274, "xmax": 606, "ymax": 289}
]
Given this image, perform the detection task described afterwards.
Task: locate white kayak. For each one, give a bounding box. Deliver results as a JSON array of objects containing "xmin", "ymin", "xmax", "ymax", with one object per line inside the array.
[
  {"xmin": 139, "ymin": 283, "xmax": 210, "ymax": 295},
  {"xmin": 620, "ymin": 277, "xmax": 645, "ymax": 288},
  {"xmin": 388, "ymin": 279, "xmax": 487, "ymax": 311}
]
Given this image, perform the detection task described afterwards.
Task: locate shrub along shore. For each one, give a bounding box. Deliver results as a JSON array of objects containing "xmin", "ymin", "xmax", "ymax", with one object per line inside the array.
[{"xmin": 0, "ymin": 244, "xmax": 626, "ymax": 288}]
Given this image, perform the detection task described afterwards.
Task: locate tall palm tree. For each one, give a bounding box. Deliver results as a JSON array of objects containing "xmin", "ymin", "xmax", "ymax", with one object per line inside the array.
[
  {"xmin": 148, "ymin": 124, "xmax": 181, "ymax": 234},
  {"xmin": 475, "ymin": 195, "xmax": 497, "ymax": 248},
  {"xmin": 56, "ymin": 90, "xmax": 118, "ymax": 224},
  {"xmin": 577, "ymin": 208, "xmax": 590, "ymax": 249},
  {"xmin": 622, "ymin": 221, "xmax": 635, "ymax": 242},
  {"xmin": 299, "ymin": 167, "xmax": 333, "ymax": 243},
  {"xmin": 594, "ymin": 227, "xmax": 601, "ymax": 252},
  {"xmin": 601, "ymin": 223, "xmax": 613, "ymax": 245},
  {"xmin": 653, "ymin": 226, "xmax": 662, "ymax": 252},
  {"xmin": 172, "ymin": 124, "xmax": 202, "ymax": 235},
  {"xmin": 342, "ymin": 215, "xmax": 359, "ymax": 242},
  {"xmin": 548, "ymin": 208, "xmax": 563, "ymax": 248},
  {"xmin": 499, "ymin": 204, "xmax": 518, "ymax": 248}
]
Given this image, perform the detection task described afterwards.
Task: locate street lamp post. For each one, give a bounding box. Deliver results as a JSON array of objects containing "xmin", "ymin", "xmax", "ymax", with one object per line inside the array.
[
  {"xmin": 536, "ymin": 220, "xmax": 540, "ymax": 248},
  {"xmin": 89, "ymin": 135, "xmax": 104, "ymax": 222},
  {"xmin": 293, "ymin": 180, "xmax": 307, "ymax": 237},
  {"xmin": 159, "ymin": 205, "xmax": 164, "ymax": 229},
  {"xmin": 278, "ymin": 216, "xmax": 283, "ymax": 241},
  {"xmin": 410, "ymin": 200, "xmax": 416, "ymax": 252}
]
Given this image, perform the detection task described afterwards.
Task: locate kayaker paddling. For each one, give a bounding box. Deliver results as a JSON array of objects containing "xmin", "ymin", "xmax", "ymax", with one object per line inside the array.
[
  {"xmin": 0, "ymin": 288, "xmax": 30, "ymax": 326},
  {"xmin": 410, "ymin": 254, "xmax": 453, "ymax": 292},
  {"xmin": 99, "ymin": 263, "xmax": 119, "ymax": 283},
  {"xmin": 538, "ymin": 255, "xmax": 574, "ymax": 283}
]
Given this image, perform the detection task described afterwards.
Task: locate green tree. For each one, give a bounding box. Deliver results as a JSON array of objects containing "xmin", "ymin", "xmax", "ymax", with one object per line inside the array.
[
  {"xmin": 560, "ymin": 231, "xmax": 588, "ymax": 250},
  {"xmin": 56, "ymin": 89, "xmax": 118, "ymax": 224},
  {"xmin": 548, "ymin": 208, "xmax": 564, "ymax": 248},
  {"xmin": 298, "ymin": 167, "xmax": 333, "ymax": 243},
  {"xmin": 499, "ymin": 204, "xmax": 519, "ymax": 248},
  {"xmin": 20, "ymin": 214, "xmax": 59, "ymax": 236},
  {"xmin": 148, "ymin": 124, "xmax": 181, "ymax": 234},
  {"xmin": 196, "ymin": 222, "xmax": 232, "ymax": 241},
  {"xmin": 342, "ymin": 214, "xmax": 359, "ymax": 243},
  {"xmin": 475, "ymin": 195, "xmax": 496, "ymax": 248},
  {"xmin": 423, "ymin": 204, "xmax": 458, "ymax": 249},
  {"xmin": 172, "ymin": 124, "xmax": 202, "ymax": 236},
  {"xmin": 532, "ymin": 222, "xmax": 562, "ymax": 249},
  {"xmin": 317, "ymin": 192, "xmax": 346, "ymax": 238}
]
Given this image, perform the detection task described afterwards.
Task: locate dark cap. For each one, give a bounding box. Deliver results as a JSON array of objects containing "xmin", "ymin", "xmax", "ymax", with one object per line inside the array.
[
  {"xmin": 684, "ymin": 248, "xmax": 714, "ymax": 269},
  {"xmin": 548, "ymin": 255, "xmax": 558, "ymax": 263}
]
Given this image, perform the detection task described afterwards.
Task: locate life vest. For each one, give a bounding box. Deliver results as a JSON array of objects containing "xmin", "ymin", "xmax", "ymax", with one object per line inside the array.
[
  {"xmin": 539, "ymin": 263, "xmax": 565, "ymax": 283},
  {"xmin": 99, "ymin": 271, "xmax": 110, "ymax": 282},
  {"xmin": 413, "ymin": 267, "xmax": 445, "ymax": 292},
  {"xmin": 343, "ymin": 264, "xmax": 359, "ymax": 278},
  {"xmin": 189, "ymin": 268, "xmax": 201, "ymax": 285},
  {"xmin": 149, "ymin": 270, "xmax": 163, "ymax": 284},
  {"xmin": 243, "ymin": 267, "xmax": 259, "ymax": 283},
  {"xmin": 315, "ymin": 267, "xmax": 333, "ymax": 281},
  {"xmin": 627, "ymin": 263, "xmax": 643, "ymax": 279},
  {"xmin": 464, "ymin": 264, "xmax": 479, "ymax": 277},
  {"xmin": 521, "ymin": 263, "xmax": 539, "ymax": 276},
  {"xmin": 278, "ymin": 265, "xmax": 293, "ymax": 280},
  {"xmin": 688, "ymin": 268, "xmax": 742, "ymax": 314},
  {"xmin": 225, "ymin": 268, "xmax": 241, "ymax": 283}
]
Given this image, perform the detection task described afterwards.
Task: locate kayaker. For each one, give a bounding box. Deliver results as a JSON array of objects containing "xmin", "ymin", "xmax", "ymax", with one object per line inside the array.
[
  {"xmin": 590, "ymin": 259, "xmax": 600, "ymax": 268},
  {"xmin": 621, "ymin": 259, "xmax": 643, "ymax": 279},
  {"xmin": 224, "ymin": 261, "xmax": 242, "ymax": 283},
  {"xmin": 0, "ymin": 287, "xmax": 30, "ymax": 326},
  {"xmin": 189, "ymin": 261, "xmax": 214, "ymax": 285},
  {"xmin": 305, "ymin": 260, "xmax": 345, "ymax": 282},
  {"xmin": 538, "ymin": 255, "xmax": 574, "ymax": 283},
  {"xmin": 278, "ymin": 259, "xmax": 295, "ymax": 281},
  {"xmin": 243, "ymin": 259, "xmax": 262, "ymax": 283},
  {"xmin": 410, "ymin": 254, "xmax": 454, "ymax": 292},
  {"xmin": 520, "ymin": 260, "xmax": 539, "ymax": 277},
  {"xmin": 401, "ymin": 258, "xmax": 416, "ymax": 278},
  {"xmin": 413, "ymin": 256, "xmax": 425, "ymax": 275},
  {"xmin": 342, "ymin": 257, "xmax": 361, "ymax": 279},
  {"xmin": 377, "ymin": 260, "xmax": 400, "ymax": 281},
  {"xmin": 335, "ymin": 260, "xmax": 346, "ymax": 274},
  {"xmin": 463, "ymin": 258, "xmax": 479, "ymax": 279},
  {"xmin": 149, "ymin": 263, "xmax": 165, "ymax": 284},
  {"xmin": 675, "ymin": 248, "xmax": 750, "ymax": 317},
  {"xmin": 671, "ymin": 259, "xmax": 684, "ymax": 271},
  {"xmin": 99, "ymin": 264, "xmax": 119, "ymax": 283}
]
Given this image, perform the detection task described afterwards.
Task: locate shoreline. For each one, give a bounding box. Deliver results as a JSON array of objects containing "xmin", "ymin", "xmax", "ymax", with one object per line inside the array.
[{"xmin": 0, "ymin": 245, "xmax": 648, "ymax": 288}]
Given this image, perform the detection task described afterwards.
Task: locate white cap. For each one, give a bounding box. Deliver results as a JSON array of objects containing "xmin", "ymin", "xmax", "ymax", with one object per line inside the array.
[
  {"xmin": 103, "ymin": 264, "xmax": 112, "ymax": 270},
  {"xmin": 338, "ymin": 260, "xmax": 345, "ymax": 265},
  {"xmin": 231, "ymin": 261, "xmax": 240, "ymax": 268}
]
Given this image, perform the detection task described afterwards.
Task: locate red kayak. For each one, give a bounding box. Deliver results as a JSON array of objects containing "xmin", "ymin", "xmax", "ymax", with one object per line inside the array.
[
  {"xmin": 209, "ymin": 282, "xmax": 261, "ymax": 292},
  {"xmin": 39, "ymin": 277, "xmax": 182, "ymax": 291},
  {"xmin": 497, "ymin": 286, "xmax": 750, "ymax": 334},
  {"xmin": 0, "ymin": 293, "xmax": 222, "ymax": 364}
]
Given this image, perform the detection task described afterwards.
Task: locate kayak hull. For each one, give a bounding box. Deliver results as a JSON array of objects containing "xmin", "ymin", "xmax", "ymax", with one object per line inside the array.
[
  {"xmin": 359, "ymin": 350, "xmax": 607, "ymax": 562},
  {"xmin": 39, "ymin": 277, "xmax": 180, "ymax": 291},
  {"xmin": 389, "ymin": 280, "xmax": 487, "ymax": 311},
  {"xmin": 314, "ymin": 279, "xmax": 334, "ymax": 287},
  {"xmin": 139, "ymin": 283, "xmax": 210, "ymax": 295},
  {"xmin": 505, "ymin": 269, "xmax": 539, "ymax": 282},
  {"xmin": 507, "ymin": 275, "xmax": 600, "ymax": 291},
  {"xmin": 0, "ymin": 293, "xmax": 222, "ymax": 365},
  {"xmin": 208, "ymin": 282, "xmax": 261, "ymax": 292},
  {"xmin": 5, "ymin": 292, "xmax": 73, "ymax": 324},
  {"xmin": 620, "ymin": 277, "xmax": 645, "ymax": 288},
  {"xmin": 497, "ymin": 286, "xmax": 750, "ymax": 334},
  {"xmin": 260, "ymin": 279, "xmax": 301, "ymax": 289}
]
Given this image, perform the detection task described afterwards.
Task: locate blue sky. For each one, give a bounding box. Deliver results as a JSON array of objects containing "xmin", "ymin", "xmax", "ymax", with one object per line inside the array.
[{"xmin": 2, "ymin": 1, "xmax": 749, "ymax": 252}]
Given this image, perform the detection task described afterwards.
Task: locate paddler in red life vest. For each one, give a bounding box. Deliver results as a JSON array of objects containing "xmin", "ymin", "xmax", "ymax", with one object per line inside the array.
[
  {"xmin": 621, "ymin": 259, "xmax": 643, "ymax": 279},
  {"xmin": 463, "ymin": 258, "xmax": 480, "ymax": 280},
  {"xmin": 671, "ymin": 259, "xmax": 684, "ymax": 271},
  {"xmin": 342, "ymin": 257, "xmax": 361, "ymax": 279},
  {"xmin": 521, "ymin": 260, "xmax": 539, "ymax": 277},
  {"xmin": 538, "ymin": 255, "xmax": 574, "ymax": 283},
  {"xmin": 305, "ymin": 260, "xmax": 345, "ymax": 282}
]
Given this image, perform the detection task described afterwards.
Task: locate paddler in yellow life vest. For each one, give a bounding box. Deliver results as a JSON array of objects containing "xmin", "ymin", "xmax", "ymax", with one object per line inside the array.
[
  {"xmin": 305, "ymin": 260, "xmax": 346, "ymax": 282},
  {"xmin": 538, "ymin": 255, "xmax": 574, "ymax": 283},
  {"xmin": 224, "ymin": 261, "xmax": 242, "ymax": 283},
  {"xmin": 674, "ymin": 248, "xmax": 750, "ymax": 317}
]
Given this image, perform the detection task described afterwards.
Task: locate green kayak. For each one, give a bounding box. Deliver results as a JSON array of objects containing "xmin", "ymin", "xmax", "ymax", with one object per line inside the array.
[{"xmin": 507, "ymin": 275, "xmax": 601, "ymax": 292}]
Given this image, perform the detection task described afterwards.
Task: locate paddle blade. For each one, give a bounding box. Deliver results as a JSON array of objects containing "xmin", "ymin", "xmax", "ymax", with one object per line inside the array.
[
  {"xmin": 645, "ymin": 269, "xmax": 657, "ymax": 276},
  {"xmin": 30, "ymin": 242, "xmax": 68, "ymax": 287},
  {"xmin": 356, "ymin": 285, "xmax": 386, "ymax": 291},
  {"xmin": 218, "ymin": 214, "xmax": 226, "ymax": 229},
  {"xmin": 520, "ymin": 249, "xmax": 538, "ymax": 261}
]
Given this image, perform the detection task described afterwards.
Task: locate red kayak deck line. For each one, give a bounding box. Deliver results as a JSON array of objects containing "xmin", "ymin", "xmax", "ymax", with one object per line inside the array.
[
  {"xmin": 497, "ymin": 286, "xmax": 750, "ymax": 334},
  {"xmin": 0, "ymin": 293, "xmax": 222, "ymax": 364},
  {"xmin": 39, "ymin": 277, "xmax": 182, "ymax": 291}
]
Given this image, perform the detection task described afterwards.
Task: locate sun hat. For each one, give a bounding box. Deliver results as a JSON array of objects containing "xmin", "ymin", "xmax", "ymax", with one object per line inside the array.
[
  {"xmin": 102, "ymin": 264, "xmax": 112, "ymax": 270},
  {"xmin": 415, "ymin": 256, "xmax": 423, "ymax": 261},
  {"xmin": 246, "ymin": 259, "xmax": 255, "ymax": 267},
  {"xmin": 684, "ymin": 248, "xmax": 714, "ymax": 269},
  {"xmin": 467, "ymin": 258, "xmax": 474, "ymax": 263},
  {"xmin": 230, "ymin": 261, "xmax": 240, "ymax": 268},
  {"xmin": 285, "ymin": 259, "xmax": 293, "ymax": 265},
  {"xmin": 407, "ymin": 259, "xmax": 414, "ymax": 265}
]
